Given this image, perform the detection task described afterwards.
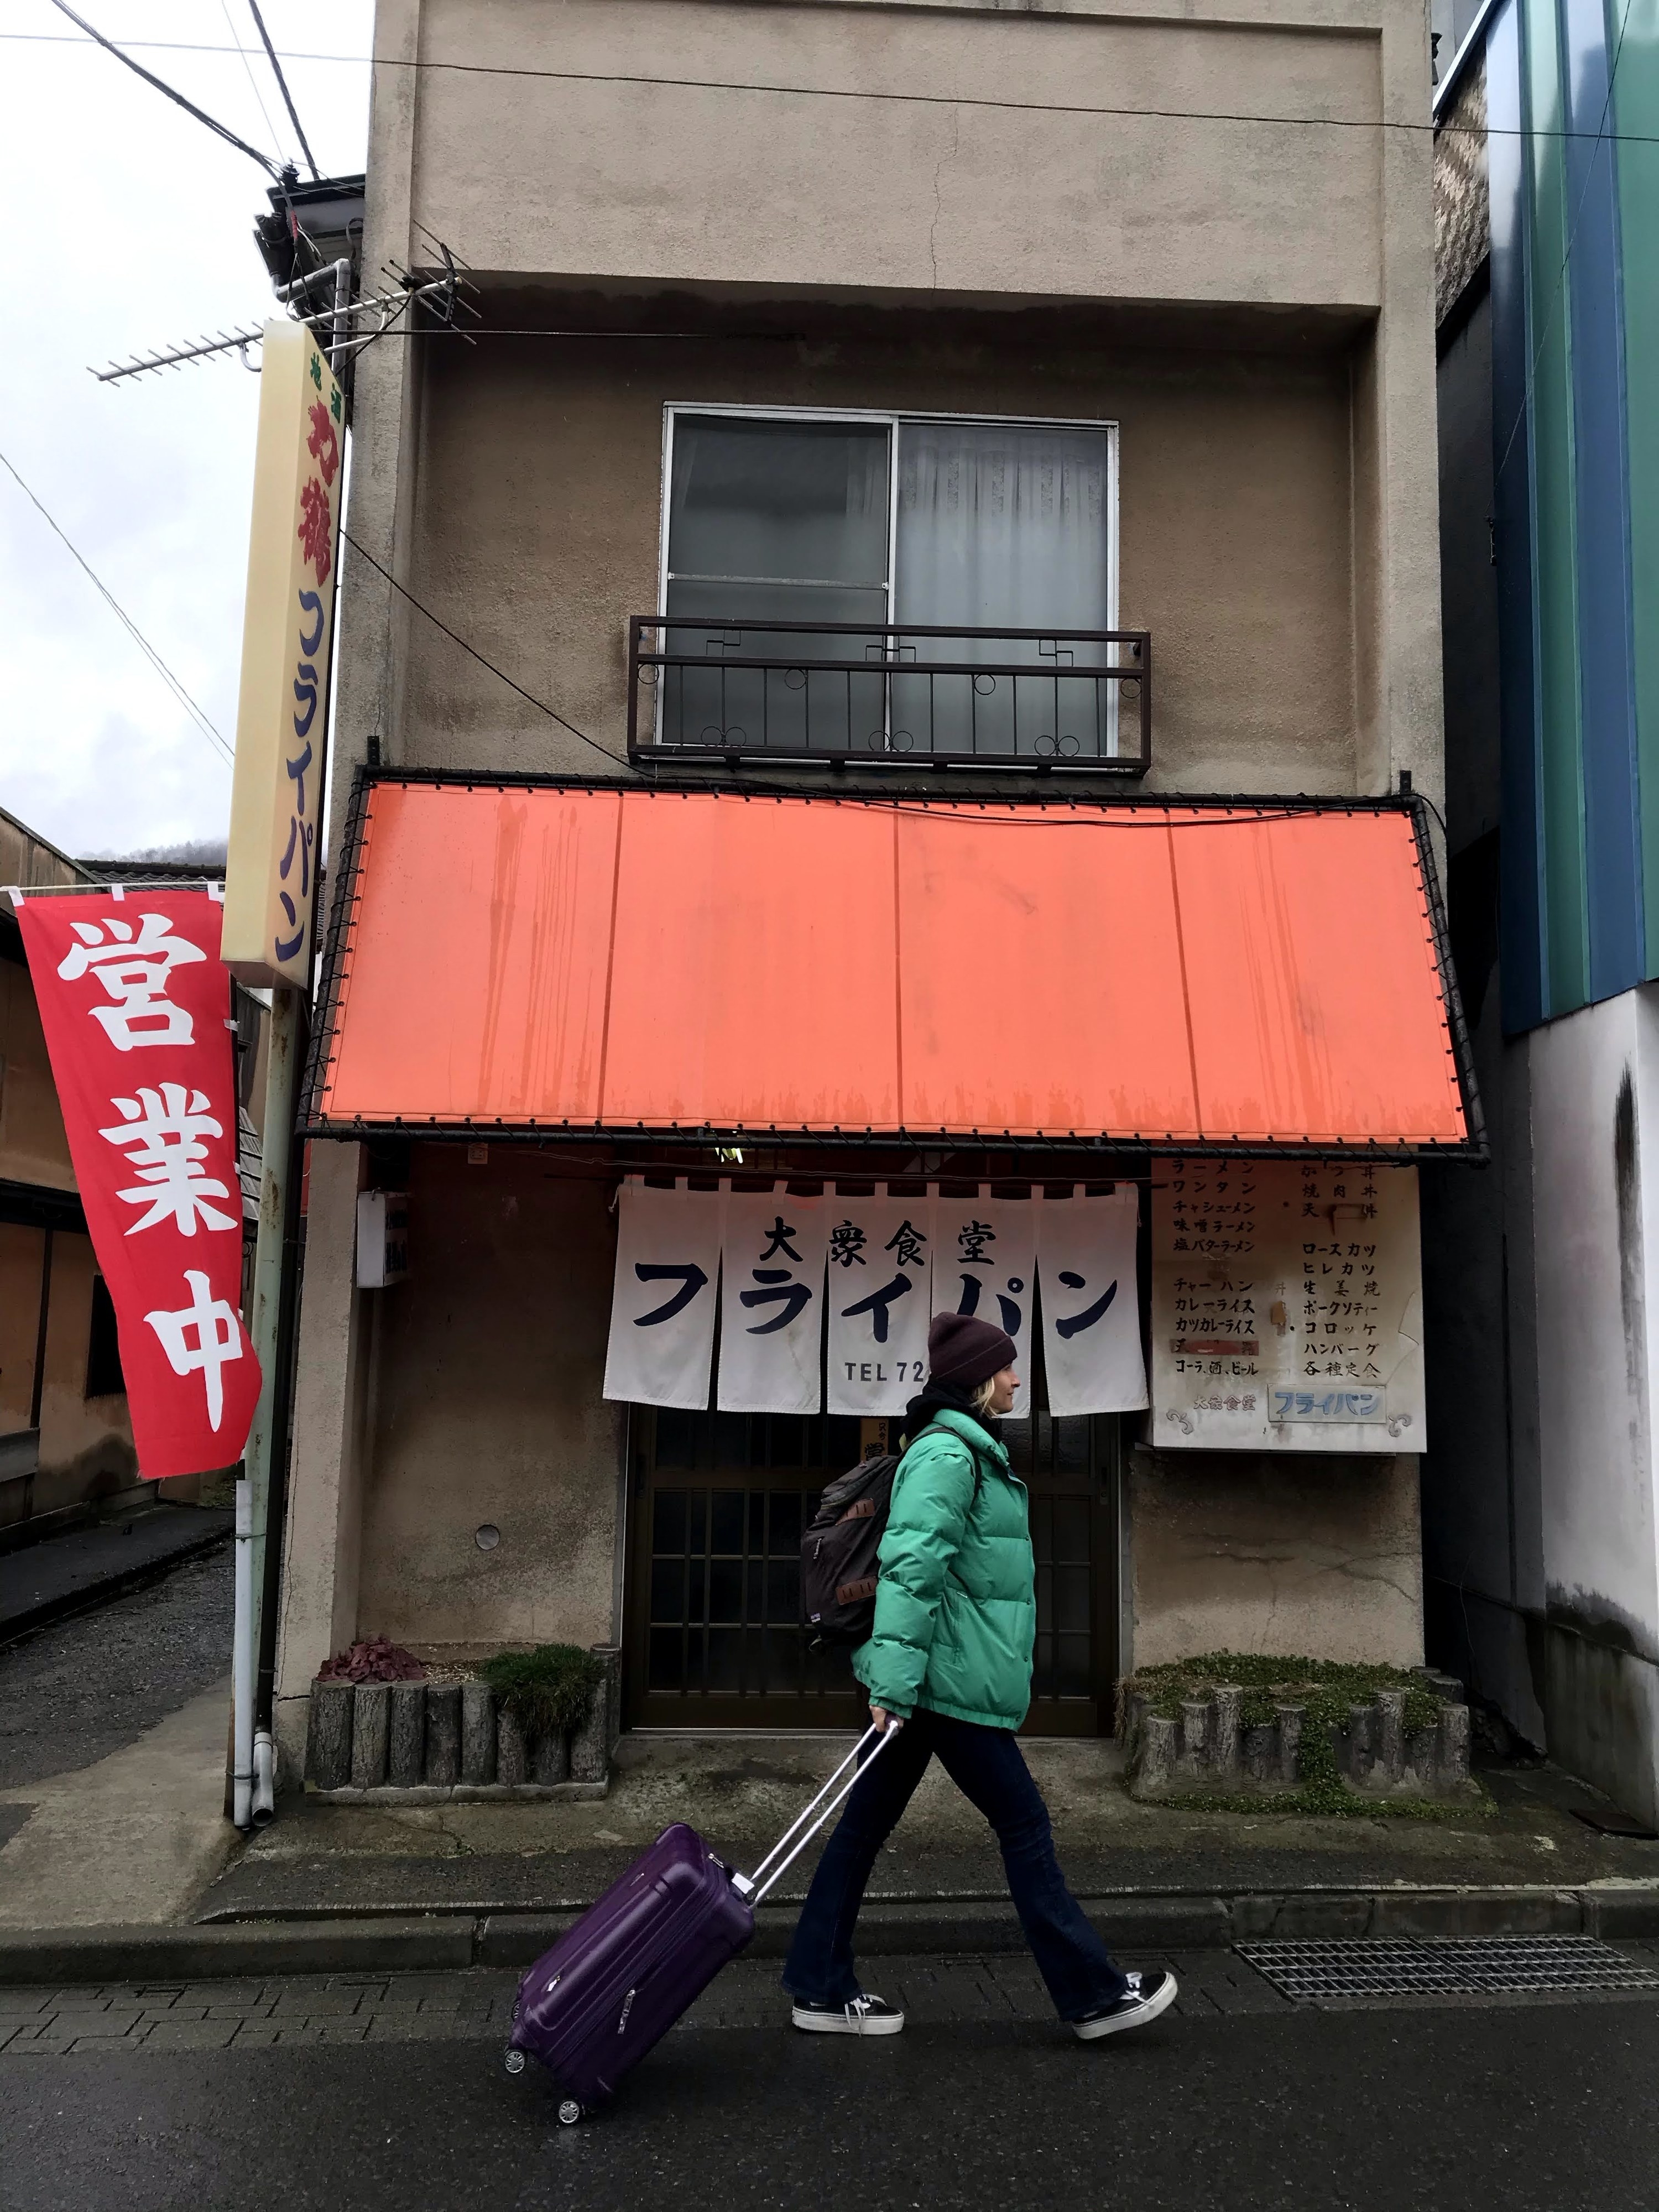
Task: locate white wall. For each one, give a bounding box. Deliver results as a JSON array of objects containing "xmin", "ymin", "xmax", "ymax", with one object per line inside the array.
[{"xmin": 1526, "ymin": 985, "xmax": 1659, "ymax": 1817}]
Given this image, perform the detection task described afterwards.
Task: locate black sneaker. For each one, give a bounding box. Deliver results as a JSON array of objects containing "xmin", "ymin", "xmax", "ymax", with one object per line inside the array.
[
  {"xmin": 790, "ymin": 1993, "xmax": 905, "ymax": 2036},
  {"xmin": 1070, "ymin": 1969, "xmax": 1178, "ymax": 2041}
]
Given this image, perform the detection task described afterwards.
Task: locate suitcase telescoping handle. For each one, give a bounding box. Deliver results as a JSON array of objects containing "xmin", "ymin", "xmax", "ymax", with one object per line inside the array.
[{"xmin": 732, "ymin": 1722, "xmax": 899, "ymax": 1905}]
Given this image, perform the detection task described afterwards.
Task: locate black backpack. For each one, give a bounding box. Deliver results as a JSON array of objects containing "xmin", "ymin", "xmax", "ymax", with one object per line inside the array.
[
  {"xmin": 801, "ymin": 1452, "xmax": 899, "ymax": 1648},
  {"xmin": 801, "ymin": 1428, "xmax": 981, "ymax": 1647}
]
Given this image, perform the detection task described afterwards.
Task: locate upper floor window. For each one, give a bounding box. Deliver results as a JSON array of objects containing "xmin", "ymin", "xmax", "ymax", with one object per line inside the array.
[{"xmin": 633, "ymin": 407, "xmax": 1146, "ymax": 772}]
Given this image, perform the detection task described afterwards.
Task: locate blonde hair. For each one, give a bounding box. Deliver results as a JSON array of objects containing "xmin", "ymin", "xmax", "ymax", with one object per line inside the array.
[{"xmin": 970, "ymin": 1374, "xmax": 1000, "ymax": 1416}]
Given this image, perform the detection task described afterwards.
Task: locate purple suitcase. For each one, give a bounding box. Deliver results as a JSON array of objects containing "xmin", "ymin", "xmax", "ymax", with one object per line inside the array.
[{"xmin": 504, "ymin": 1723, "xmax": 893, "ymax": 2121}]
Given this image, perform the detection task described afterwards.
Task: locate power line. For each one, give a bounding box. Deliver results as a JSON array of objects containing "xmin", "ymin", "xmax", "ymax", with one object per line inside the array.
[
  {"xmin": 0, "ymin": 447, "xmax": 234, "ymax": 772},
  {"xmin": 214, "ymin": 0, "xmax": 286, "ymax": 171},
  {"xmin": 15, "ymin": 25, "xmax": 1659, "ymax": 148},
  {"xmin": 337, "ymin": 529, "xmax": 1366, "ymax": 833},
  {"xmin": 41, "ymin": 0, "xmax": 282, "ymax": 178},
  {"xmin": 246, "ymin": 0, "xmax": 322, "ymax": 180}
]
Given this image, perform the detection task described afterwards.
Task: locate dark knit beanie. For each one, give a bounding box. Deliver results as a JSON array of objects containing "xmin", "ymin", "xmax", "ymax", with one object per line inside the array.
[{"xmin": 927, "ymin": 1312, "xmax": 1017, "ymax": 1390}]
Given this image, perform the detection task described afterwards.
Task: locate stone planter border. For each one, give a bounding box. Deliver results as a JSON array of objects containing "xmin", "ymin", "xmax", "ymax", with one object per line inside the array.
[
  {"xmin": 304, "ymin": 1646, "xmax": 622, "ymax": 1801},
  {"xmin": 1123, "ymin": 1668, "xmax": 1475, "ymax": 1802}
]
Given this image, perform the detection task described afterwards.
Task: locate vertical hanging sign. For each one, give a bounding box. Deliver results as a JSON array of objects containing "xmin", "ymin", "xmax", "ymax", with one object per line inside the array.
[
  {"xmin": 1037, "ymin": 1188, "xmax": 1147, "ymax": 1416},
  {"xmin": 825, "ymin": 1191, "xmax": 934, "ymax": 1415},
  {"xmin": 718, "ymin": 1190, "xmax": 828, "ymax": 1415},
  {"xmin": 15, "ymin": 891, "xmax": 263, "ymax": 1478},
  {"xmin": 222, "ymin": 319, "xmax": 345, "ymax": 991},
  {"xmin": 603, "ymin": 1182, "xmax": 723, "ymax": 1410},
  {"xmin": 930, "ymin": 1194, "xmax": 1036, "ymax": 1417}
]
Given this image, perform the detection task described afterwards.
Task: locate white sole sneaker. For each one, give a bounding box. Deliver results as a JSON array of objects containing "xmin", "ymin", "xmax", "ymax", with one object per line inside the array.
[
  {"xmin": 791, "ymin": 2000, "xmax": 905, "ymax": 2036},
  {"xmin": 1070, "ymin": 1970, "xmax": 1179, "ymax": 2041}
]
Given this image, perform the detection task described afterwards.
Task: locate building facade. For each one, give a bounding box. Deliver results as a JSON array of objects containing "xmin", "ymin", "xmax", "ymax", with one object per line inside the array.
[
  {"xmin": 1426, "ymin": 0, "xmax": 1659, "ymax": 1820},
  {"xmin": 0, "ymin": 810, "xmax": 137, "ymax": 1535},
  {"xmin": 273, "ymin": 0, "xmax": 1459, "ymax": 1773}
]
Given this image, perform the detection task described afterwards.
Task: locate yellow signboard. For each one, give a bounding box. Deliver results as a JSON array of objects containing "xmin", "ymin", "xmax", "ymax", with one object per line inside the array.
[{"xmin": 222, "ymin": 320, "xmax": 345, "ymax": 990}]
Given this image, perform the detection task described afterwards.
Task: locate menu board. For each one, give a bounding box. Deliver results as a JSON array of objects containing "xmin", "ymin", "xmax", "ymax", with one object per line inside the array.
[{"xmin": 1150, "ymin": 1158, "xmax": 1425, "ymax": 1453}]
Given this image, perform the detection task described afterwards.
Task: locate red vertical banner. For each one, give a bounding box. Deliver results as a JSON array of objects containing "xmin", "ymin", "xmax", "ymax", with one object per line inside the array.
[{"xmin": 16, "ymin": 889, "xmax": 263, "ymax": 1479}]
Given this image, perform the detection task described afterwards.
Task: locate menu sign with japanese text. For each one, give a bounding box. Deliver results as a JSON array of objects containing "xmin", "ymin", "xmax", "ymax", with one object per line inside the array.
[
  {"xmin": 15, "ymin": 891, "xmax": 262, "ymax": 1479},
  {"xmin": 222, "ymin": 319, "xmax": 344, "ymax": 990},
  {"xmin": 1150, "ymin": 1157, "xmax": 1424, "ymax": 1453}
]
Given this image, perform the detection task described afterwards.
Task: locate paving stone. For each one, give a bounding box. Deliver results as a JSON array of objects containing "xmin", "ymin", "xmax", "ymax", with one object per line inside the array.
[
  {"xmin": 67, "ymin": 2035, "xmax": 146, "ymax": 2053},
  {"xmin": 367, "ymin": 2013, "xmax": 482, "ymax": 2042},
  {"xmin": 178, "ymin": 1982, "xmax": 270, "ymax": 2006},
  {"xmin": 268, "ymin": 1992, "xmax": 364, "ymax": 2016},
  {"xmin": 273, "ymin": 2022, "xmax": 371, "ymax": 2046},
  {"xmin": 0, "ymin": 1994, "xmax": 55, "ymax": 2016},
  {"xmin": 228, "ymin": 2025, "xmax": 283, "ymax": 2047},
  {"xmin": 138, "ymin": 2020, "xmax": 238, "ymax": 2050}
]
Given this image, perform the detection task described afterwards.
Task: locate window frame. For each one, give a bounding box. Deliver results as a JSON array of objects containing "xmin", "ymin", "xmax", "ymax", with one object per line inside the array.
[{"xmin": 655, "ymin": 401, "xmax": 1122, "ymax": 644}]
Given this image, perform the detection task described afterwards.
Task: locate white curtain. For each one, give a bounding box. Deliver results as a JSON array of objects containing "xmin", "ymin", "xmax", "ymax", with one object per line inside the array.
[
  {"xmin": 929, "ymin": 1194, "xmax": 1037, "ymax": 1418},
  {"xmin": 718, "ymin": 1190, "xmax": 830, "ymax": 1415},
  {"xmin": 1037, "ymin": 1190, "xmax": 1147, "ymax": 1416},
  {"xmin": 825, "ymin": 1191, "xmax": 935, "ymax": 1415},
  {"xmin": 894, "ymin": 422, "xmax": 1114, "ymax": 758},
  {"xmin": 603, "ymin": 1183, "xmax": 724, "ymax": 1410}
]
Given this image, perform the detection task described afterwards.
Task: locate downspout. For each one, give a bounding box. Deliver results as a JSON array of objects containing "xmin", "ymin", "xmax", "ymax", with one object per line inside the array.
[{"xmin": 232, "ymin": 1477, "xmax": 255, "ymax": 1829}]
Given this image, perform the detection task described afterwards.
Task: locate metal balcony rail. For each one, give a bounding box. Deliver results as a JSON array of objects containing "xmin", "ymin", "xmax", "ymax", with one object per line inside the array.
[{"xmin": 628, "ymin": 617, "xmax": 1151, "ymax": 773}]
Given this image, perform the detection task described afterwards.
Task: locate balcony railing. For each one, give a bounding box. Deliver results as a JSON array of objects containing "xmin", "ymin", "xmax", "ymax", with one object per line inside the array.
[{"xmin": 628, "ymin": 618, "xmax": 1151, "ymax": 773}]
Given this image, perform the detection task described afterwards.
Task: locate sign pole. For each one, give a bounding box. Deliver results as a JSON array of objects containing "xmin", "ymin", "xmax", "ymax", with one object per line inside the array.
[{"xmin": 221, "ymin": 312, "xmax": 347, "ymax": 1823}]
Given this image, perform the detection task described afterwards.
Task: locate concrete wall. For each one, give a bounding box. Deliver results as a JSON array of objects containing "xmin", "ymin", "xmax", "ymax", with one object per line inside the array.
[
  {"xmin": 354, "ymin": 1147, "xmax": 624, "ymax": 1653},
  {"xmin": 1129, "ymin": 1447, "xmax": 1425, "ymax": 1667},
  {"xmin": 0, "ymin": 1223, "xmax": 137, "ymax": 1531}
]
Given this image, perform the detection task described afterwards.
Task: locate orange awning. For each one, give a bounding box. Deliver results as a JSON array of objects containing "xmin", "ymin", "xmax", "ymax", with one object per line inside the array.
[{"xmin": 307, "ymin": 780, "xmax": 1474, "ymax": 1151}]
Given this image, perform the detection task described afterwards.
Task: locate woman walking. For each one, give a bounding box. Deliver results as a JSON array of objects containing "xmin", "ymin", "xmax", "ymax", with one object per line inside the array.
[{"xmin": 783, "ymin": 1311, "xmax": 1177, "ymax": 2041}]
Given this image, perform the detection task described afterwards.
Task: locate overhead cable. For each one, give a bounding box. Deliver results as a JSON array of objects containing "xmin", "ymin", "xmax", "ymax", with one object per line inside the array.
[
  {"xmin": 13, "ymin": 25, "xmax": 1659, "ymax": 147},
  {"xmin": 246, "ymin": 0, "xmax": 322, "ymax": 179},
  {"xmin": 42, "ymin": 0, "xmax": 283, "ymax": 178},
  {"xmin": 0, "ymin": 447, "xmax": 233, "ymax": 770}
]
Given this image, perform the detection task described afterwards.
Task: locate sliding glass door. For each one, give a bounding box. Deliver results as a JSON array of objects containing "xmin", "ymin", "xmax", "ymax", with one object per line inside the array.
[{"xmin": 656, "ymin": 408, "xmax": 1119, "ymax": 759}]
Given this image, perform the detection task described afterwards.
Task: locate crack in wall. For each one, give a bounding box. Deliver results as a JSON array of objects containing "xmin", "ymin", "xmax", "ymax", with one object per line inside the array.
[{"xmin": 928, "ymin": 106, "xmax": 962, "ymax": 289}]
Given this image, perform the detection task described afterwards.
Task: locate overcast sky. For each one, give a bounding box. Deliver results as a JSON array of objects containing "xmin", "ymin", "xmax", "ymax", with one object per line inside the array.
[{"xmin": 1, "ymin": 0, "xmax": 371, "ymax": 859}]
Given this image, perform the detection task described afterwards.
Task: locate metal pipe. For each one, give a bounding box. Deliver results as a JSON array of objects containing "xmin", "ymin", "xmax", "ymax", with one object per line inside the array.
[
  {"xmin": 232, "ymin": 1478, "xmax": 254, "ymax": 1830},
  {"xmin": 251, "ymin": 1730, "xmax": 276, "ymax": 1826},
  {"xmin": 273, "ymin": 257, "xmax": 352, "ymax": 305},
  {"xmin": 241, "ymin": 988, "xmax": 302, "ymax": 1796}
]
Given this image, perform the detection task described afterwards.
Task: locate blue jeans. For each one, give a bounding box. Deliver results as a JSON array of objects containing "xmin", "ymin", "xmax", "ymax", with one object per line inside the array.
[{"xmin": 781, "ymin": 1709, "xmax": 1130, "ymax": 2021}]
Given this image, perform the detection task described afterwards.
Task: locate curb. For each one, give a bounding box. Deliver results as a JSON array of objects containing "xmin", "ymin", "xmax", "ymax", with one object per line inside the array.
[
  {"xmin": 6, "ymin": 1884, "xmax": 1659, "ymax": 1984},
  {"xmin": 0, "ymin": 1524, "xmax": 234, "ymax": 1648}
]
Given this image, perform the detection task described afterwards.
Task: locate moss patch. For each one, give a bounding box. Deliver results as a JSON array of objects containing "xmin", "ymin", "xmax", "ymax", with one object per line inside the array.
[
  {"xmin": 479, "ymin": 1644, "xmax": 603, "ymax": 1744},
  {"xmin": 1119, "ymin": 1651, "xmax": 1481, "ymax": 1819}
]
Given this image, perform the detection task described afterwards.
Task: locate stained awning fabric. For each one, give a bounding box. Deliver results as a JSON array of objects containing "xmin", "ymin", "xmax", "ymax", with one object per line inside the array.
[{"xmin": 309, "ymin": 781, "xmax": 1472, "ymax": 1151}]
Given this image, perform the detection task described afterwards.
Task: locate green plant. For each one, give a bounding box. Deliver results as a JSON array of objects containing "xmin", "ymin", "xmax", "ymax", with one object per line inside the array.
[
  {"xmin": 480, "ymin": 1645, "xmax": 604, "ymax": 1743},
  {"xmin": 1118, "ymin": 1651, "xmax": 1477, "ymax": 1819}
]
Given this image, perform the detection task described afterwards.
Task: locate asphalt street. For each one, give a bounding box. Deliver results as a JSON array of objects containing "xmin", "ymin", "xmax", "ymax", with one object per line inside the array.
[
  {"xmin": 0, "ymin": 1546, "xmax": 231, "ymax": 1792},
  {"xmin": 3, "ymin": 1960, "xmax": 1658, "ymax": 2211}
]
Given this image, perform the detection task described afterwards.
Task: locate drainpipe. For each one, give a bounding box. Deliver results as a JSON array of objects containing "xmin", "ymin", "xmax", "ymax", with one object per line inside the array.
[
  {"xmin": 252, "ymin": 1729, "xmax": 276, "ymax": 1824},
  {"xmin": 232, "ymin": 1477, "xmax": 255, "ymax": 1830}
]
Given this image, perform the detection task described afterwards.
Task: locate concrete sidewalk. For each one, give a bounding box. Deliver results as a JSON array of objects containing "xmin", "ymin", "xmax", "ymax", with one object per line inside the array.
[
  {"xmin": 0, "ymin": 1505, "xmax": 233, "ymax": 1646},
  {"xmin": 8, "ymin": 1724, "xmax": 1659, "ymax": 1985}
]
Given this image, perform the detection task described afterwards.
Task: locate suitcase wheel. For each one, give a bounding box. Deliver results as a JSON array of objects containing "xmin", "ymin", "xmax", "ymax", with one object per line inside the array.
[
  {"xmin": 503, "ymin": 2048, "xmax": 526, "ymax": 2077},
  {"xmin": 557, "ymin": 2100, "xmax": 583, "ymax": 2127}
]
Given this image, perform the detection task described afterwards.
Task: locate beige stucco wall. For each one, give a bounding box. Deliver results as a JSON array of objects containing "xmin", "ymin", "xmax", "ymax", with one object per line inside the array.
[
  {"xmin": 405, "ymin": 333, "xmax": 1361, "ymax": 798},
  {"xmin": 352, "ymin": 1150, "xmax": 624, "ymax": 1652},
  {"xmin": 1128, "ymin": 1446, "xmax": 1425, "ymax": 1667}
]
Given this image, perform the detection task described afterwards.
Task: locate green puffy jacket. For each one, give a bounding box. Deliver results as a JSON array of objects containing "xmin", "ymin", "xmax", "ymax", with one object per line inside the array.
[{"xmin": 852, "ymin": 1407, "xmax": 1036, "ymax": 1731}]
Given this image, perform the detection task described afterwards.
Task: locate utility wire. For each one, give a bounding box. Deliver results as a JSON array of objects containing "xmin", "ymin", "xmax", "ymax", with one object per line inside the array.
[
  {"xmin": 246, "ymin": 0, "xmax": 322, "ymax": 180},
  {"xmin": 15, "ymin": 25, "xmax": 1659, "ymax": 148},
  {"xmin": 41, "ymin": 0, "xmax": 282, "ymax": 178},
  {"xmin": 215, "ymin": 0, "xmax": 286, "ymax": 171},
  {"xmin": 338, "ymin": 529, "xmax": 1353, "ymax": 833},
  {"xmin": 0, "ymin": 447, "xmax": 234, "ymax": 771}
]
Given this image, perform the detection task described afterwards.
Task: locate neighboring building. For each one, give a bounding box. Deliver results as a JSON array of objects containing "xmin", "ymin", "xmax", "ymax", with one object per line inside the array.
[
  {"xmin": 1425, "ymin": 0, "xmax": 1659, "ymax": 1819},
  {"xmin": 272, "ymin": 0, "xmax": 1462, "ymax": 1774},
  {"xmin": 0, "ymin": 810, "xmax": 137, "ymax": 1535},
  {"xmin": 0, "ymin": 812, "xmax": 264, "ymax": 1538}
]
